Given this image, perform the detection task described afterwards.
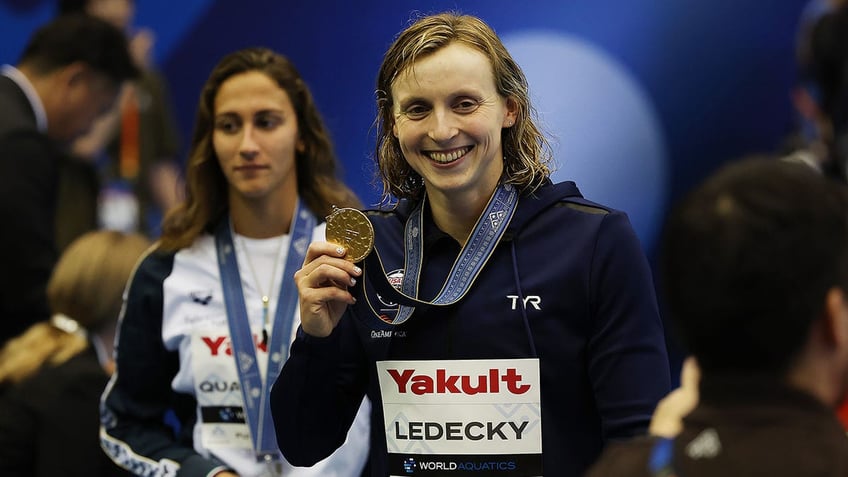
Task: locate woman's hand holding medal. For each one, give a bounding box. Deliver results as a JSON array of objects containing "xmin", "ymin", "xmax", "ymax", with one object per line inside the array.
[{"xmin": 294, "ymin": 208, "xmax": 374, "ymax": 337}]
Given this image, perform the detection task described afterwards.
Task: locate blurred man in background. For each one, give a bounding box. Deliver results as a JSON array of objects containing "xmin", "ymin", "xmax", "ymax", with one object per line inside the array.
[
  {"xmin": 0, "ymin": 14, "xmax": 138, "ymax": 346},
  {"xmin": 56, "ymin": 0, "xmax": 183, "ymax": 243}
]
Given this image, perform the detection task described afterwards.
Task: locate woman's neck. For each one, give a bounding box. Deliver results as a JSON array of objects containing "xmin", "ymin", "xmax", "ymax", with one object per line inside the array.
[
  {"xmin": 93, "ymin": 324, "xmax": 117, "ymax": 375},
  {"xmin": 426, "ymin": 186, "xmax": 494, "ymax": 245},
  {"xmin": 229, "ymin": 191, "xmax": 296, "ymax": 238}
]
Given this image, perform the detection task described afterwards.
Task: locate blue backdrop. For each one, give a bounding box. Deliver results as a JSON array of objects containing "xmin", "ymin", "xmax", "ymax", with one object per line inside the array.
[
  {"xmin": 0, "ymin": 0, "xmax": 810, "ymax": 254},
  {"xmin": 0, "ymin": 1, "xmax": 812, "ymax": 368}
]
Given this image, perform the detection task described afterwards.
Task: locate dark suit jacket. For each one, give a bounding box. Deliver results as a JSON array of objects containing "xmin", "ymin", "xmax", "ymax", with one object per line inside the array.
[
  {"xmin": 0, "ymin": 345, "xmax": 132, "ymax": 477},
  {"xmin": 0, "ymin": 73, "xmax": 59, "ymax": 346}
]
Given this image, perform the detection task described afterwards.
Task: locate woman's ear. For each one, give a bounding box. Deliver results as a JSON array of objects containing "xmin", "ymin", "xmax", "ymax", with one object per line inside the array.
[
  {"xmin": 503, "ymin": 97, "xmax": 518, "ymax": 128},
  {"xmin": 823, "ymin": 287, "xmax": 848, "ymax": 348}
]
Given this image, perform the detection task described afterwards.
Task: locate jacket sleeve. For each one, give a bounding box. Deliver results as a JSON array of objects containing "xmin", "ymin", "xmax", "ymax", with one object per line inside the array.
[
  {"xmin": 583, "ymin": 436, "xmax": 657, "ymax": 477},
  {"xmin": 0, "ymin": 384, "xmax": 38, "ymax": 475},
  {"xmin": 270, "ymin": 312, "xmax": 369, "ymax": 467},
  {"xmin": 586, "ymin": 211, "xmax": 671, "ymax": 441},
  {"xmin": 100, "ymin": 251, "xmax": 230, "ymax": 477},
  {"xmin": 0, "ymin": 131, "xmax": 56, "ymax": 344}
]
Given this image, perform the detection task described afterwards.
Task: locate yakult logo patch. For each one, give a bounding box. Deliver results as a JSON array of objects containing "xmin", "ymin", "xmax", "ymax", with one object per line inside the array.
[
  {"xmin": 200, "ymin": 335, "xmax": 268, "ymax": 355},
  {"xmin": 387, "ymin": 367, "xmax": 531, "ymax": 395},
  {"xmin": 377, "ymin": 359, "xmax": 543, "ymax": 475}
]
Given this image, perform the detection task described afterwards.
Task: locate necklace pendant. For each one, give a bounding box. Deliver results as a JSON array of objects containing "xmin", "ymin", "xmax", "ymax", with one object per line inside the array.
[{"xmin": 261, "ymin": 296, "xmax": 270, "ymax": 346}]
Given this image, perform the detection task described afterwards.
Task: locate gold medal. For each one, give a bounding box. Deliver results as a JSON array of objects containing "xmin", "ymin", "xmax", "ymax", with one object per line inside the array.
[{"xmin": 325, "ymin": 207, "xmax": 374, "ymax": 263}]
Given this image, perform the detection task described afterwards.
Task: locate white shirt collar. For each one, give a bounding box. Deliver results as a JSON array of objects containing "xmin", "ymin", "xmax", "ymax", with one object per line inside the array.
[{"xmin": 1, "ymin": 64, "xmax": 48, "ymax": 134}]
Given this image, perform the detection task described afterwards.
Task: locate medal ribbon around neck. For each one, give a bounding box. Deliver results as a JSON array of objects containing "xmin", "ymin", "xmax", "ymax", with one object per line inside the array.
[
  {"xmin": 214, "ymin": 199, "xmax": 316, "ymax": 461},
  {"xmin": 363, "ymin": 183, "xmax": 519, "ymax": 327}
]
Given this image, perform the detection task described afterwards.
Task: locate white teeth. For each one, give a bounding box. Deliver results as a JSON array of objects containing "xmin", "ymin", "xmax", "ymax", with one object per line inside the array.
[{"xmin": 428, "ymin": 147, "xmax": 470, "ymax": 164}]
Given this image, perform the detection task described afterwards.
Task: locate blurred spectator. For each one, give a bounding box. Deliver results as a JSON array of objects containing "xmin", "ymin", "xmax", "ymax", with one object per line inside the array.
[
  {"xmin": 57, "ymin": 0, "xmax": 183, "ymax": 240},
  {"xmin": 586, "ymin": 158, "xmax": 848, "ymax": 476},
  {"xmin": 784, "ymin": 0, "xmax": 848, "ymax": 182},
  {"xmin": 793, "ymin": 0, "xmax": 848, "ymax": 429},
  {"xmin": 0, "ymin": 14, "xmax": 138, "ymax": 347},
  {"xmin": 0, "ymin": 230, "xmax": 150, "ymax": 477}
]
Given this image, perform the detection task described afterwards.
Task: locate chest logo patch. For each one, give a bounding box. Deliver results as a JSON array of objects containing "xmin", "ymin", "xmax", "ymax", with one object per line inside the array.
[
  {"xmin": 376, "ymin": 269, "xmax": 404, "ymax": 309},
  {"xmin": 190, "ymin": 289, "xmax": 213, "ymax": 305}
]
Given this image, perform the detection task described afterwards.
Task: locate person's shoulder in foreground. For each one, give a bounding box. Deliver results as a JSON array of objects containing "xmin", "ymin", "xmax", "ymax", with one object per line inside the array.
[{"xmin": 586, "ymin": 156, "xmax": 848, "ymax": 477}]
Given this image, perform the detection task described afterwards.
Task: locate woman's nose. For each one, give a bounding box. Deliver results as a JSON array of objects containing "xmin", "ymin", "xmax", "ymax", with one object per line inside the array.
[
  {"xmin": 240, "ymin": 150, "xmax": 258, "ymax": 160},
  {"xmin": 239, "ymin": 126, "xmax": 259, "ymax": 159},
  {"xmin": 427, "ymin": 110, "xmax": 458, "ymax": 142}
]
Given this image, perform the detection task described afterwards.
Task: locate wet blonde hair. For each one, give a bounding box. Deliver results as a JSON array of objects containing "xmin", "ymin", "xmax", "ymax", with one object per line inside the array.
[
  {"xmin": 0, "ymin": 230, "xmax": 150, "ymax": 385},
  {"xmin": 374, "ymin": 12, "xmax": 553, "ymax": 202}
]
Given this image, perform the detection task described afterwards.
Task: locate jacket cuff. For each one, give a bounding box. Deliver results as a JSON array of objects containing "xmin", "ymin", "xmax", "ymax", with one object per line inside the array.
[{"xmin": 177, "ymin": 454, "xmax": 229, "ymax": 477}]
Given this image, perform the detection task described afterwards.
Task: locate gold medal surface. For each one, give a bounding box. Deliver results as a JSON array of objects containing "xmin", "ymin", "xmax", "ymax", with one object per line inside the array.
[{"xmin": 325, "ymin": 207, "xmax": 374, "ymax": 263}]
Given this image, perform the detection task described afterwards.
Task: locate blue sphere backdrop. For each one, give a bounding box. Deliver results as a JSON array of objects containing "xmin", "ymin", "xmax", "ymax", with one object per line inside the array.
[{"xmin": 504, "ymin": 31, "xmax": 668, "ymax": 248}]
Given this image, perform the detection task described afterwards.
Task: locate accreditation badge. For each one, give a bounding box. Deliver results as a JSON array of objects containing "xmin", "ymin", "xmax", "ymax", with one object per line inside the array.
[
  {"xmin": 377, "ymin": 359, "xmax": 543, "ymax": 476},
  {"xmin": 190, "ymin": 327, "xmax": 268, "ymax": 451}
]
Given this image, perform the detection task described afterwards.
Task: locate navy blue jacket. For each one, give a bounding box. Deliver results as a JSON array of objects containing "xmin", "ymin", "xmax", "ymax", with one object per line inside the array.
[{"xmin": 271, "ymin": 181, "xmax": 670, "ymax": 476}]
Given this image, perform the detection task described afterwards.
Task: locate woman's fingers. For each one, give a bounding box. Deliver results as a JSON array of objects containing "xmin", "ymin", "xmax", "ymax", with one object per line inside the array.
[{"xmin": 295, "ymin": 241, "xmax": 363, "ymax": 337}]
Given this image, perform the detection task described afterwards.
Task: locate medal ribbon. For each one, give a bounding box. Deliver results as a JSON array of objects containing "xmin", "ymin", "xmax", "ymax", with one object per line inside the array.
[
  {"xmin": 215, "ymin": 199, "xmax": 316, "ymax": 460},
  {"xmin": 365, "ymin": 184, "xmax": 518, "ymax": 325}
]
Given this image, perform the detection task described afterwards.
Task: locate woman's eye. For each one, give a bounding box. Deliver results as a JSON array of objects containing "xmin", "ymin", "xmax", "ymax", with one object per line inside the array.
[
  {"xmin": 256, "ymin": 114, "xmax": 282, "ymax": 129},
  {"xmin": 215, "ymin": 120, "xmax": 239, "ymax": 133},
  {"xmin": 454, "ymin": 99, "xmax": 479, "ymax": 113},
  {"xmin": 404, "ymin": 105, "xmax": 429, "ymax": 119}
]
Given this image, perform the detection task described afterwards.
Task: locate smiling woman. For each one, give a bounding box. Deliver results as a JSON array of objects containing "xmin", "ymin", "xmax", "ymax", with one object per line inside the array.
[
  {"xmin": 390, "ymin": 42, "xmax": 517, "ymax": 241},
  {"xmin": 272, "ymin": 12, "xmax": 672, "ymax": 477},
  {"xmin": 98, "ymin": 48, "xmax": 370, "ymax": 477}
]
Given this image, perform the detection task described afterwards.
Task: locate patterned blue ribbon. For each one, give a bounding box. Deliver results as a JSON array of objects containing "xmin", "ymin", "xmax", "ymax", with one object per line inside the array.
[
  {"xmin": 214, "ymin": 200, "xmax": 315, "ymax": 460},
  {"xmin": 365, "ymin": 184, "xmax": 518, "ymax": 326}
]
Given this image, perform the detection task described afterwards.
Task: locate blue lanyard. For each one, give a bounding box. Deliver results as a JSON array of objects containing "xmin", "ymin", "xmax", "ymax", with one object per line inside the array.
[
  {"xmin": 364, "ymin": 184, "xmax": 518, "ymax": 325},
  {"xmin": 214, "ymin": 200, "xmax": 316, "ymax": 460}
]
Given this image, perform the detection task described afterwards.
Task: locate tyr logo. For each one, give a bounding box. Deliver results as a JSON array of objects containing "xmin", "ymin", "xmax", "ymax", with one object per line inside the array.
[{"xmin": 507, "ymin": 295, "xmax": 542, "ymax": 310}]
